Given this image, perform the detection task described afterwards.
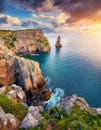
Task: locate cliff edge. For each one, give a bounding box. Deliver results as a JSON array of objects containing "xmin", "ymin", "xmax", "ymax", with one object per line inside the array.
[
  {"xmin": 0, "ymin": 29, "xmax": 51, "ymax": 55},
  {"xmin": 0, "ymin": 34, "xmax": 46, "ymax": 98}
]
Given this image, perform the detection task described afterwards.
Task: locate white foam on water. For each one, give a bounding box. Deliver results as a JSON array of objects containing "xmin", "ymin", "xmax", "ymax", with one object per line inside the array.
[
  {"xmin": 45, "ymin": 76, "xmax": 51, "ymax": 84},
  {"xmin": 46, "ymin": 88, "xmax": 64, "ymax": 108}
]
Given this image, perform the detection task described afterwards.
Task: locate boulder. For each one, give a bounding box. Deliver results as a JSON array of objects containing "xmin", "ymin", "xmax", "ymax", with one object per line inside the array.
[
  {"xmin": 29, "ymin": 106, "xmax": 43, "ymax": 121},
  {"xmin": 11, "ymin": 84, "xmax": 26, "ymax": 102},
  {"xmin": 0, "ymin": 86, "xmax": 6, "ymax": 94},
  {"xmin": 20, "ymin": 106, "xmax": 43, "ymax": 130},
  {"xmin": 7, "ymin": 90, "xmax": 17, "ymax": 99},
  {"xmin": 96, "ymin": 108, "xmax": 101, "ymax": 114},
  {"xmin": 0, "ymin": 107, "xmax": 19, "ymax": 130},
  {"xmin": 20, "ymin": 113, "xmax": 39, "ymax": 130},
  {"xmin": 0, "ymin": 84, "xmax": 26, "ymax": 102}
]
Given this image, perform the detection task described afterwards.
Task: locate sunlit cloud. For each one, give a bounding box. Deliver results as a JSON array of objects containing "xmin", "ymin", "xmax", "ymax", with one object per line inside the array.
[
  {"xmin": 0, "ymin": 14, "xmax": 21, "ymax": 29},
  {"xmin": 1, "ymin": 0, "xmax": 101, "ymax": 33}
]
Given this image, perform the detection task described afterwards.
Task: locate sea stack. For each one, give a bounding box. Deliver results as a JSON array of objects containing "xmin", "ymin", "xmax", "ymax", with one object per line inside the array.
[{"xmin": 55, "ymin": 35, "xmax": 62, "ymax": 48}]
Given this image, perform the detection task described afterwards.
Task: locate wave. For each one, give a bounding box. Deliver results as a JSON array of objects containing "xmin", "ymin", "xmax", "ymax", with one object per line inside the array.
[
  {"xmin": 46, "ymin": 88, "xmax": 64, "ymax": 108},
  {"xmin": 45, "ymin": 76, "xmax": 51, "ymax": 84}
]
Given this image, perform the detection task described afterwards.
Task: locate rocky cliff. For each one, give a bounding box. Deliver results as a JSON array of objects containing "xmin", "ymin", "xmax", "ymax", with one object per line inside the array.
[
  {"xmin": 0, "ymin": 29, "xmax": 51, "ymax": 55},
  {"xmin": 0, "ymin": 36, "xmax": 46, "ymax": 98}
]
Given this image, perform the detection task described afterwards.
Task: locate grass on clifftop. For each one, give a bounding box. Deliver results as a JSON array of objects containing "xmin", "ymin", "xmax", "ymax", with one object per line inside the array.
[
  {"xmin": 32, "ymin": 106, "xmax": 101, "ymax": 130},
  {"xmin": 37, "ymin": 38, "xmax": 49, "ymax": 47},
  {"xmin": 0, "ymin": 94, "xmax": 28, "ymax": 121}
]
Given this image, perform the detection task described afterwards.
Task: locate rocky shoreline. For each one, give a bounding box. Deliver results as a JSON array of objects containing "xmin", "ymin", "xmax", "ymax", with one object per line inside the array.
[
  {"xmin": 0, "ymin": 29, "xmax": 101, "ymax": 130},
  {"xmin": 0, "ymin": 29, "xmax": 51, "ymax": 98},
  {"xmin": 0, "ymin": 84, "xmax": 100, "ymax": 129}
]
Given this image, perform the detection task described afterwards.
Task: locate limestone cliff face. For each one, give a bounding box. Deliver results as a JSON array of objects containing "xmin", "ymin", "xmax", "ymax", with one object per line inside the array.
[
  {"xmin": 0, "ymin": 39, "xmax": 16, "ymax": 86},
  {"xmin": 0, "ymin": 29, "xmax": 51, "ymax": 55},
  {"xmin": 0, "ymin": 37, "xmax": 46, "ymax": 98},
  {"xmin": 14, "ymin": 57, "xmax": 46, "ymax": 98}
]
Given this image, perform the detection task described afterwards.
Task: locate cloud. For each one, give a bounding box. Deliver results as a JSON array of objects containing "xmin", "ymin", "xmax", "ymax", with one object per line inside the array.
[
  {"xmin": 7, "ymin": 0, "xmax": 57, "ymax": 12},
  {"xmin": 7, "ymin": 0, "xmax": 101, "ymax": 25},
  {"xmin": 32, "ymin": 13, "xmax": 55, "ymax": 20},
  {"xmin": 0, "ymin": 14, "xmax": 21, "ymax": 29},
  {"xmin": 21, "ymin": 19, "xmax": 38, "ymax": 28},
  {"xmin": 0, "ymin": 13, "xmax": 53, "ymax": 32},
  {"xmin": 53, "ymin": 0, "xmax": 101, "ymax": 24},
  {"xmin": 21, "ymin": 18, "xmax": 54, "ymax": 32},
  {"xmin": 7, "ymin": 0, "xmax": 45, "ymax": 12},
  {"xmin": 0, "ymin": 0, "xmax": 4, "ymax": 13}
]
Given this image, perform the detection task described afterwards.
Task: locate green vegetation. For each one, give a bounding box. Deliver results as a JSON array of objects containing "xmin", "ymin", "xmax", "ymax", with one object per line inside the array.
[
  {"xmin": 0, "ymin": 51, "xmax": 4, "ymax": 59},
  {"xmin": 4, "ymin": 42, "xmax": 15, "ymax": 49},
  {"xmin": 31, "ymin": 106, "xmax": 101, "ymax": 130},
  {"xmin": 37, "ymin": 38, "xmax": 49, "ymax": 47},
  {"xmin": 5, "ymin": 86, "xmax": 12, "ymax": 93},
  {"xmin": 0, "ymin": 94, "xmax": 28, "ymax": 121},
  {"xmin": 0, "ymin": 30, "xmax": 14, "ymax": 37},
  {"xmin": 0, "ymin": 30, "xmax": 17, "ymax": 49}
]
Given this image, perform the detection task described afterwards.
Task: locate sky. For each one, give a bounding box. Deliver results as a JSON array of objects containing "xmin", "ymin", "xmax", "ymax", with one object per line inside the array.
[{"xmin": 0, "ymin": 0, "xmax": 101, "ymax": 34}]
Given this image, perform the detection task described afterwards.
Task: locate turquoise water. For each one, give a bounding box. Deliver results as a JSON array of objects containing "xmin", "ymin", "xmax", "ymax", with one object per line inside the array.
[{"xmin": 26, "ymin": 34, "xmax": 101, "ymax": 108}]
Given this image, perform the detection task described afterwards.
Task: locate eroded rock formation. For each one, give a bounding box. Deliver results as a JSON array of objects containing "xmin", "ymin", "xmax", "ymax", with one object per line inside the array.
[
  {"xmin": 55, "ymin": 35, "xmax": 62, "ymax": 48},
  {"xmin": 0, "ymin": 39, "xmax": 16, "ymax": 86},
  {"xmin": 14, "ymin": 57, "xmax": 46, "ymax": 98},
  {"xmin": 0, "ymin": 84, "xmax": 26, "ymax": 102},
  {"xmin": 0, "ymin": 107, "xmax": 19, "ymax": 130},
  {"xmin": 0, "ymin": 29, "xmax": 51, "ymax": 55},
  {"xmin": 20, "ymin": 106, "xmax": 43, "ymax": 130},
  {"xmin": 0, "ymin": 35, "xmax": 46, "ymax": 98}
]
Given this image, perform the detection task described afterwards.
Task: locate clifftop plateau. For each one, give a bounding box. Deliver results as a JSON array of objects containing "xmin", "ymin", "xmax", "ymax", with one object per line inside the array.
[
  {"xmin": 0, "ymin": 29, "xmax": 47, "ymax": 99},
  {"xmin": 0, "ymin": 29, "xmax": 51, "ymax": 55}
]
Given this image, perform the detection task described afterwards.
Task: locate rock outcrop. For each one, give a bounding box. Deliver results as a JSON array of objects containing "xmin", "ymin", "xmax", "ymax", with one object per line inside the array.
[
  {"xmin": 0, "ymin": 36, "xmax": 46, "ymax": 98},
  {"xmin": 55, "ymin": 35, "xmax": 62, "ymax": 48},
  {"xmin": 40, "ymin": 90, "xmax": 52, "ymax": 101},
  {"xmin": 0, "ymin": 84, "xmax": 26, "ymax": 102},
  {"xmin": 0, "ymin": 39, "xmax": 16, "ymax": 86},
  {"xmin": 20, "ymin": 106, "xmax": 43, "ymax": 130},
  {"xmin": 14, "ymin": 57, "xmax": 46, "ymax": 98},
  {"xmin": 0, "ymin": 29, "xmax": 51, "ymax": 55},
  {"xmin": 0, "ymin": 106, "xmax": 19, "ymax": 130},
  {"xmin": 58, "ymin": 94, "xmax": 100, "ymax": 114}
]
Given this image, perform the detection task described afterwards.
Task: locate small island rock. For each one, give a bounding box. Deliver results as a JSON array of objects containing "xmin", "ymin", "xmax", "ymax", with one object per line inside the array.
[{"xmin": 55, "ymin": 35, "xmax": 62, "ymax": 48}]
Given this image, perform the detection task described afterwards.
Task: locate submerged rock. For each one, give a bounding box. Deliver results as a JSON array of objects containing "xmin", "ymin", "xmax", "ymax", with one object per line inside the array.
[{"xmin": 55, "ymin": 35, "xmax": 62, "ymax": 48}]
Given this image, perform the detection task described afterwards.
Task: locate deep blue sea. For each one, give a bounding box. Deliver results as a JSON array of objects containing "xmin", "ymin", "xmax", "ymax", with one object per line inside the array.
[{"xmin": 26, "ymin": 33, "xmax": 101, "ymax": 108}]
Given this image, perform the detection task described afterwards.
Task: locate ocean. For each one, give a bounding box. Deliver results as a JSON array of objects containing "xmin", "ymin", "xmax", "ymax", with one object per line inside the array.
[{"xmin": 25, "ymin": 33, "xmax": 101, "ymax": 108}]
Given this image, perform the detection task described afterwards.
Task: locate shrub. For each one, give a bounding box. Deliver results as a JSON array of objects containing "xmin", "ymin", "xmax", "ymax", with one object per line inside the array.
[
  {"xmin": 32, "ymin": 106, "xmax": 101, "ymax": 130},
  {"xmin": 5, "ymin": 86, "xmax": 12, "ymax": 93},
  {"xmin": 37, "ymin": 38, "xmax": 49, "ymax": 47},
  {"xmin": 0, "ymin": 94, "xmax": 28, "ymax": 121}
]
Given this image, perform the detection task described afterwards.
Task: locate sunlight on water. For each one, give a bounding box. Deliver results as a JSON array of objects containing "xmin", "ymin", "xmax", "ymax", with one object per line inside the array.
[{"xmin": 26, "ymin": 32, "xmax": 101, "ymax": 107}]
